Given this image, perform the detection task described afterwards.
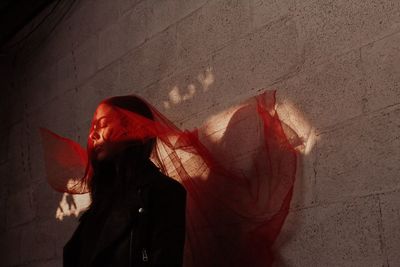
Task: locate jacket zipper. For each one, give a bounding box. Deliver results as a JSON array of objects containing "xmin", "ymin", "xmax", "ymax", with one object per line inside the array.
[
  {"xmin": 129, "ymin": 229, "xmax": 133, "ymax": 266},
  {"xmin": 142, "ymin": 248, "xmax": 148, "ymax": 262}
]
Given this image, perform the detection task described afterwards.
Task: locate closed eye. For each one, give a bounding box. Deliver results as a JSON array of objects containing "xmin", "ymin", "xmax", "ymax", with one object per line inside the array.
[{"xmin": 93, "ymin": 116, "xmax": 111, "ymax": 129}]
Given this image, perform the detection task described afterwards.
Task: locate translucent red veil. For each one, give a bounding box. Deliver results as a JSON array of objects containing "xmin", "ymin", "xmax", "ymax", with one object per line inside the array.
[{"xmin": 39, "ymin": 90, "xmax": 298, "ymax": 266}]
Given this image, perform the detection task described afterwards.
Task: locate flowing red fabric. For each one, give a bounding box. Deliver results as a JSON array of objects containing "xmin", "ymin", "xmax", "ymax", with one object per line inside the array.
[{"xmin": 39, "ymin": 90, "xmax": 298, "ymax": 266}]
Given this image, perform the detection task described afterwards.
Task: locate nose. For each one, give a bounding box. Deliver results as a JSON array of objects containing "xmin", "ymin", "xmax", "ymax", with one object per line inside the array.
[{"xmin": 89, "ymin": 130, "xmax": 100, "ymax": 142}]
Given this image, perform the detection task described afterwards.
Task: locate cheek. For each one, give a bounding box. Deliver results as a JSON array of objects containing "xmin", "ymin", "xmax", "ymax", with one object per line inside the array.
[{"xmin": 101, "ymin": 127, "xmax": 115, "ymax": 141}]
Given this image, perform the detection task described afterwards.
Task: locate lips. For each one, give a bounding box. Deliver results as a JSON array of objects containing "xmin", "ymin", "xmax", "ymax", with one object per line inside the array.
[{"xmin": 94, "ymin": 145, "xmax": 103, "ymax": 152}]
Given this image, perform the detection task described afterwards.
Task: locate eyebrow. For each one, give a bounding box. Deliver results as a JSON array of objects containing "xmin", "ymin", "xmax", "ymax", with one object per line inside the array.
[{"xmin": 93, "ymin": 116, "xmax": 111, "ymax": 125}]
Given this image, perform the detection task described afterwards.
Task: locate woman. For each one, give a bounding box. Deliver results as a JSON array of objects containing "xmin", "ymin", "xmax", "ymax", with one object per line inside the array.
[
  {"xmin": 63, "ymin": 96, "xmax": 187, "ymax": 266},
  {"xmin": 40, "ymin": 90, "xmax": 298, "ymax": 267}
]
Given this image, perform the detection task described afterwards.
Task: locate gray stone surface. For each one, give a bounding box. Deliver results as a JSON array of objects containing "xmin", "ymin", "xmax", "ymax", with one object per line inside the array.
[
  {"xmin": 100, "ymin": 0, "xmax": 148, "ymax": 68},
  {"xmin": 295, "ymin": 0, "xmax": 400, "ymax": 67},
  {"xmin": 73, "ymin": 35, "xmax": 99, "ymax": 87},
  {"xmin": 20, "ymin": 258, "xmax": 63, "ymax": 267},
  {"xmin": 147, "ymin": 0, "xmax": 207, "ymax": 37},
  {"xmin": 119, "ymin": 0, "xmax": 143, "ymax": 16},
  {"xmin": 23, "ymin": 64, "xmax": 59, "ymax": 114},
  {"xmin": 0, "ymin": 227, "xmax": 22, "ymax": 266},
  {"xmin": 76, "ymin": 61, "xmax": 121, "ymax": 123},
  {"xmin": 0, "ymin": 187, "xmax": 6, "ymax": 232},
  {"xmin": 251, "ymin": 0, "xmax": 295, "ymax": 30},
  {"xmin": 315, "ymin": 105, "xmax": 400, "ymax": 204},
  {"xmin": 67, "ymin": 0, "xmax": 119, "ymax": 48},
  {"xmin": 1, "ymin": 0, "xmax": 400, "ymax": 265},
  {"xmin": 361, "ymin": 31, "xmax": 400, "ymax": 113},
  {"xmin": 277, "ymin": 50, "xmax": 366, "ymax": 131},
  {"xmin": 380, "ymin": 190, "xmax": 400, "ymax": 266},
  {"xmin": 290, "ymin": 145, "xmax": 317, "ymax": 210},
  {"xmin": 177, "ymin": 0, "xmax": 252, "ymax": 68},
  {"xmin": 211, "ymin": 17, "xmax": 303, "ymax": 102},
  {"xmin": 20, "ymin": 219, "xmax": 57, "ymax": 263},
  {"xmin": 120, "ymin": 27, "xmax": 178, "ymax": 92},
  {"xmin": 31, "ymin": 179, "xmax": 60, "ymax": 221},
  {"xmin": 275, "ymin": 196, "xmax": 385, "ymax": 266},
  {"xmin": 6, "ymin": 188, "xmax": 35, "ymax": 228},
  {"xmin": 56, "ymin": 53, "xmax": 77, "ymax": 95}
]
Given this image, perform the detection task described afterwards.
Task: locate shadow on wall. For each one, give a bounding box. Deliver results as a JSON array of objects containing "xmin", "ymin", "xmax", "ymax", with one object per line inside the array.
[
  {"xmin": 53, "ymin": 65, "xmax": 317, "ymax": 217},
  {"xmin": 46, "ymin": 66, "xmax": 317, "ymax": 265}
]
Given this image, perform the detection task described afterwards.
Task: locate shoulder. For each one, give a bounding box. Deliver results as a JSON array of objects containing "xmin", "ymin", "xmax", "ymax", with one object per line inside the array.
[
  {"xmin": 147, "ymin": 172, "xmax": 186, "ymax": 219},
  {"xmin": 150, "ymin": 171, "xmax": 186, "ymax": 198},
  {"xmin": 140, "ymin": 160, "xmax": 185, "ymax": 192},
  {"xmin": 138, "ymin": 160, "xmax": 186, "ymax": 205}
]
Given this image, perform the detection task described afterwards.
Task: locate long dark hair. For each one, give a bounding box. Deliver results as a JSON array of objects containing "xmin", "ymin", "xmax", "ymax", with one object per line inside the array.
[{"xmin": 88, "ymin": 95, "xmax": 156, "ymax": 210}]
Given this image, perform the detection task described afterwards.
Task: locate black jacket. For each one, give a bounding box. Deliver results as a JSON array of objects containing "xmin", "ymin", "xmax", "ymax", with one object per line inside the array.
[{"xmin": 63, "ymin": 161, "xmax": 187, "ymax": 267}]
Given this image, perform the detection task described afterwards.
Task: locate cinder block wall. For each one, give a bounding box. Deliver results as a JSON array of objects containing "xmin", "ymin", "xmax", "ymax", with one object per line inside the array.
[{"xmin": 1, "ymin": 0, "xmax": 399, "ymax": 266}]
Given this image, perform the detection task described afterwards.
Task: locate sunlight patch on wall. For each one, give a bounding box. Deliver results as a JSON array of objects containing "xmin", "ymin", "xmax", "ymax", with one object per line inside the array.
[
  {"xmin": 163, "ymin": 67, "xmax": 214, "ymax": 109},
  {"xmin": 200, "ymin": 103, "xmax": 247, "ymax": 144},
  {"xmin": 199, "ymin": 94, "xmax": 318, "ymax": 156},
  {"xmin": 198, "ymin": 66, "xmax": 214, "ymax": 92},
  {"xmin": 55, "ymin": 192, "xmax": 90, "ymax": 221},
  {"xmin": 275, "ymin": 99, "xmax": 319, "ymax": 155}
]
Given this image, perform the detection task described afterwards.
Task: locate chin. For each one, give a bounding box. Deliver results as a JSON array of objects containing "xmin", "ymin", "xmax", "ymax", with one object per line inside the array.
[{"xmin": 96, "ymin": 151, "xmax": 109, "ymax": 161}]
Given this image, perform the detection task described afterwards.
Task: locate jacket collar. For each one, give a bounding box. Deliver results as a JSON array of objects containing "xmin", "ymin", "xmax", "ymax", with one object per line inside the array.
[
  {"xmin": 88, "ymin": 201, "xmax": 136, "ymax": 265},
  {"xmin": 87, "ymin": 159, "xmax": 160, "ymax": 265}
]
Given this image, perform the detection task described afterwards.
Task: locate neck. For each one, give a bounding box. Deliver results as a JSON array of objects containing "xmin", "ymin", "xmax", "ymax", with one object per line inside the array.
[{"xmin": 90, "ymin": 145, "xmax": 153, "ymax": 209}]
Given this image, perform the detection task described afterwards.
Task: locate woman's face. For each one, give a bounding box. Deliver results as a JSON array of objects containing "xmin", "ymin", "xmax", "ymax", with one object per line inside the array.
[{"xmin": 89, "ymin": 103, "xmax": 126, "ymax": 161}]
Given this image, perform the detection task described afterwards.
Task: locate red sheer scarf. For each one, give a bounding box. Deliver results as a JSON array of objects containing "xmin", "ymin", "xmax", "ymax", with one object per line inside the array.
[{"xmin": 40, "ymin": 90, "xmax": 298, "ymax": 266}]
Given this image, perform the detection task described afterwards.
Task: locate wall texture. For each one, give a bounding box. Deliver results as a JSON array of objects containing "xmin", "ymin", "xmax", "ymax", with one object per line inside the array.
[{"xmin": 1, "ymin": 0, "xmax": 400, "ymax": 266}]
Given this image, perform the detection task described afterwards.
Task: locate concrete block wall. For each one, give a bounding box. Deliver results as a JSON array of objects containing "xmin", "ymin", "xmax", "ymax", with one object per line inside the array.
[{"xmin": 0, "ymin": 0, "xmax": 399, "ymax": 266}]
